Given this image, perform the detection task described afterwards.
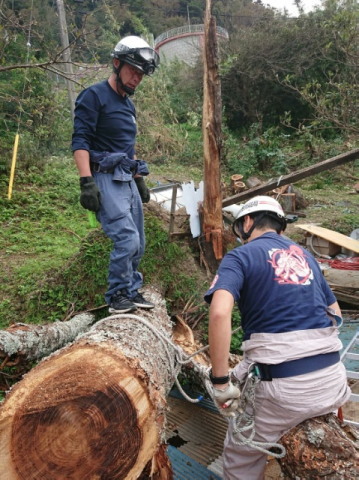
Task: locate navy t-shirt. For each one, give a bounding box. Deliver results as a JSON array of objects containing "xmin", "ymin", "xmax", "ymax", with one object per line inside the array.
[
  {"xmin": 204, "ymin": 233, "xmax": 336, "ymax": 341},
  {"xmin": 71, "ymin": 80, "xmax": 137, "ymax": 158}
]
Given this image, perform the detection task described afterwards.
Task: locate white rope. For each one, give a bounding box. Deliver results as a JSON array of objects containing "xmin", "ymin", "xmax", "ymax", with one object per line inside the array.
[
  {"xmin": 229, "ymin": 372, "xmax": 286, "ymax": 458},
  {"xmin": 110, "ymin": 313, "xmax": 286, "ymax": 457},
  {"xmin": 110, "ymin": 313, "xmax": 203, "ymax": 402}
]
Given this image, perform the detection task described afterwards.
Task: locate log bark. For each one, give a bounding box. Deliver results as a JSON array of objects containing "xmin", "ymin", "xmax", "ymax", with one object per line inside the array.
[
  {"xmin": 0, "ymin": 313, "xmax": 95, "ymax": 362},
  {"xmin": 279, "ymin": 414, "xmax": 359, "ymax": 479},
  {"xmin": 0, "ymin": 291, "xmax": 357, "ymax": 479},
  {"xmin": 0, "ymin": 288, "xmax": 175, "ymax": 480}
]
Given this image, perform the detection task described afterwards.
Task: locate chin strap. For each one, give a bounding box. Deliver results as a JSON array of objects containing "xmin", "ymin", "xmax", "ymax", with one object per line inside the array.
[
  {"xmin": 114, "ymin": 62, "xmax": 135, "ymax": 96},
  {"xmin": 233, "ymin": 212, "xmax": 266, "ymax": 242},
  {"xmin": 233, "ymin": 212, "xmax": 287, "ymax": 242}
]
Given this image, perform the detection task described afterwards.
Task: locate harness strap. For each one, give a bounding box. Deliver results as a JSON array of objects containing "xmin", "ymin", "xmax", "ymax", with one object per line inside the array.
[{"xmin": 256, "ymin": 351, "xmax": 340, "ymax": 381}]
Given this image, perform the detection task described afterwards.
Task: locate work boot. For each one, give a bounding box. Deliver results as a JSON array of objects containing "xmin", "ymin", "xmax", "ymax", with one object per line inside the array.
[
  {"xmin": 131, "ymin": 292, "xmax": 155, "ymax": 309},
  {"xmin": 109, "ymin": 291, "xmax": 137, "ymax": 314}
]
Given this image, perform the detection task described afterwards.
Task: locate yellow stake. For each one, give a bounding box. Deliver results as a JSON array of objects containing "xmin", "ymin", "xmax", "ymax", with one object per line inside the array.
[{"xmin": 7, "ymin": 133, "xmax": 20, "ymax": 200}]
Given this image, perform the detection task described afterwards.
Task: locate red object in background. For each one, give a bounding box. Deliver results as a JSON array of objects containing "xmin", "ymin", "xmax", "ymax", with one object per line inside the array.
[{"xmin": 318, "ymin": 257, "xmax": 359, "ymax": 270}]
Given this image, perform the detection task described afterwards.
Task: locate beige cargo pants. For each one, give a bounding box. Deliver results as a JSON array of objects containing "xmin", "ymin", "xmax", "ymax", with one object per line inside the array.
[{"xmin": 223, "ymin": 361, "xmax": 351, "ymax": 480}]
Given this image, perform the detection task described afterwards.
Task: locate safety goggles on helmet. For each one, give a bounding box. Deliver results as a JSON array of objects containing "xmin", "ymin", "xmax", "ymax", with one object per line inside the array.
[{"xmin": 112, "ymin": 47, "xmax": 160, "ymax": 76}]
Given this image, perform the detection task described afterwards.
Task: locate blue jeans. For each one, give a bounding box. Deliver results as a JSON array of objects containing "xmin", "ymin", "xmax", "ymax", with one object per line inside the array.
[{"xmin": 93, "ymin": 173, "xmax": 145, "ymax": 304}]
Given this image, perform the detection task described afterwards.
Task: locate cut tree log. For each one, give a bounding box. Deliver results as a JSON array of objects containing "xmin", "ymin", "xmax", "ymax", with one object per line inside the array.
[
  {"xmin": 0, "ymin": 288, "xmax": 176, "ymax": 480},
  {"xmin": 279, "ymin": 414, "xmax": 359, "ymax": 479},
  {"xmin": 0, "ymin": 289, "xmax": 357, "ymax": 479}
]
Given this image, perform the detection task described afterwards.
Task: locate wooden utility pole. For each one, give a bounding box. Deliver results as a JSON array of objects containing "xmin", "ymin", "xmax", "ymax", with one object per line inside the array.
[
  {"xmin": 56, "ymin": 0, "xmax": 76, "ymax": 119},
  {"xmin": 202, "ymin": 0, "xmax": 224, "ymax": 269}
]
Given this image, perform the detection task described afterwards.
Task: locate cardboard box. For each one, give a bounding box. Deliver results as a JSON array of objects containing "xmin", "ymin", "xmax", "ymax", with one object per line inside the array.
[{"xmin": 305, "ymin": 235, "xmax": 341, "ymax": 257}]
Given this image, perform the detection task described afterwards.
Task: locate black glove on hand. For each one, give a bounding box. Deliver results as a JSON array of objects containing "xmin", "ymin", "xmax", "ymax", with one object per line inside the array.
[
  {"xmin": 135, "ymin": 176, "xmax": 150, "ymax": 203},
  {"xmin": 79, "ymin": 177, "xmax": 100, "ymax": 212}
]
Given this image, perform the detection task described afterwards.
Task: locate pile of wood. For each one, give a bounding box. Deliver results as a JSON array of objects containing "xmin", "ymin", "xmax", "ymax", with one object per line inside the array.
[
  {"xmin": 228, "ymin": 174, "xmax": 308, "ymax": 214},
  {"xmin": 324, "ymin": 267, "xmax": 359, "ymax": 308}
]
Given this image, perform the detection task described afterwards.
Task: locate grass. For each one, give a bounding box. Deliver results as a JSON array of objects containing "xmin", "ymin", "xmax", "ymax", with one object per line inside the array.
[
  {"xmin": 0, "ymin": 150, "xmax": 358, "ymax": 399},
  {"xmin": 0, "ymin": 156, "xmax": 208, "ymax": 327},
  {"xmin": 1, "ymin": 157, "xmax": 358, "ymax": 328},
  {"xmin": 0, "ymin": 157, "xmax": 97, "ymax": 326}
]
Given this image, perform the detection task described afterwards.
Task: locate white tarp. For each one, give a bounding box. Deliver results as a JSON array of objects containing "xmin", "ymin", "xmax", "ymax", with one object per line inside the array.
[{"xmin": 150, "ymin": 182, "xmax": 204, "ymax": 238}]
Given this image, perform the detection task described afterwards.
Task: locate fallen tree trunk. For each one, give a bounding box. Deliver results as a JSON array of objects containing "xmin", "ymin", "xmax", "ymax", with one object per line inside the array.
[
  {"xmin": 0, "ymin": 288, "xmax": 176, "ymax": 479},
  {"xmin": 0, "ymin": 290, "xmax": 358, "ymax": 479},
  {"xmin": 0, "ymin": 312, "xmax": 95, "ymax": 362},
  {"xmin": 279, "ymin": 414, "xmax": 359, "ymax": 479}
]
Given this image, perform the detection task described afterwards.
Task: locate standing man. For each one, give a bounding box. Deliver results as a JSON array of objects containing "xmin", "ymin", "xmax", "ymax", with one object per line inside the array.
[
  {"xmin": 72, "ymin": 36, "xmax": 160, "ymax": 314},
  {"xmin": 204, "ymin": 196, "xmax": 351, "ymax": 480}
]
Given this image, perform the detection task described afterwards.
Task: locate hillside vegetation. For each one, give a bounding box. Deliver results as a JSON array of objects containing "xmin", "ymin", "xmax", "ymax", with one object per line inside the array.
[{"xmin": 0, "ymin": 0, "xmax": 358, "ymax": 328}]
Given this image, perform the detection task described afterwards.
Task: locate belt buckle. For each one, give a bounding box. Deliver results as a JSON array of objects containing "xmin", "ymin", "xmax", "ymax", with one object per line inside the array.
[
  {"xmin": 256, "ymin": 363, "xmax": 272, "ymax": 381},
  {"xmin": 92, "ymin": 163, "xmax": 101, "ymax": 173}
]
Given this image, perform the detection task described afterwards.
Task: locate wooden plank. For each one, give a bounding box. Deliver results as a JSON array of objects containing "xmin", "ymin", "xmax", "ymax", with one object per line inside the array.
[
  {"xmin": 323, "ymin": 269, "xmax": 359, "ymax": 289},
  {"xmin": 330, "ymin": 290, "xmax": 359, "ymax": 307},
  {"xmin": 295, "ymin": 224, "xmax": 359, "ymax": 253},
  {"xmin": 222, "ymin": 148, "xmax": 359, "ymax": 207}
]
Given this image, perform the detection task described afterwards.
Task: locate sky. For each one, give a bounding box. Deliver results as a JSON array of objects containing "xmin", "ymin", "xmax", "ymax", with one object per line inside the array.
[{"xmin": 263, "ymin": 0, "xmax": 322, "ymax": 16}]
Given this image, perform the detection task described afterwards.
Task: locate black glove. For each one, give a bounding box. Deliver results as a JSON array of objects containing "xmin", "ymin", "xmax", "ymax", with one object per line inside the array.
[
  {"xmin": 79, "ymin": 177, "xmax": 100, "ymax": 212},
  {"xmin": 135, "ymin": 176, "xmax": 150, "ymax": 203}
]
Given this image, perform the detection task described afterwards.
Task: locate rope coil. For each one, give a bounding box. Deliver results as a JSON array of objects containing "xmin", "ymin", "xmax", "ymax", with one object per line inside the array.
[{"xmin": 110, "ymin": 313, "xmax": 286, "ymax": 458}]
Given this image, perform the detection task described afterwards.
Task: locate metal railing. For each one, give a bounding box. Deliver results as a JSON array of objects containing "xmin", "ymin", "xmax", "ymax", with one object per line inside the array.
[
  {"xmin": 154, "ymin": 24, "xmax": 228, "ymax": 46},
  {"xmin": 340, "ymin": 328, "xmax": 359, "ymax": 427}
]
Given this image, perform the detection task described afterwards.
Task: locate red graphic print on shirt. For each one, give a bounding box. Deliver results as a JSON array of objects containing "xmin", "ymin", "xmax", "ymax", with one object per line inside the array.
[{"xmin": 268, "ymin": 245, "xmax": 313, "ymax": 285}]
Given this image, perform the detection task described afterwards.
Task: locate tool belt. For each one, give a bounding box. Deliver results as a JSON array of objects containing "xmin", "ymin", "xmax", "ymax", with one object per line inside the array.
[
  {"xmin": 90, "ymin": 162, "xmax": 114, "ymax": 174},
  {"xmin": 256, "ymin": 351, "xmax": 340, "ymax": 381}
]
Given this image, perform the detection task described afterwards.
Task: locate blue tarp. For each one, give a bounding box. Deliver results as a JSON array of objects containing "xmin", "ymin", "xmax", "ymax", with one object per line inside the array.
[{"xmin": 167, "ymin": 446, "xmax": 222, "ymax": 480}]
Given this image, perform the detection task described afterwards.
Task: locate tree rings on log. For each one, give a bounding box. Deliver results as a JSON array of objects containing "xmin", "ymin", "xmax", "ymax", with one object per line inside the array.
[{"xmin": 0, "ymin": 288, "xmax": 175, "ymax": 479}]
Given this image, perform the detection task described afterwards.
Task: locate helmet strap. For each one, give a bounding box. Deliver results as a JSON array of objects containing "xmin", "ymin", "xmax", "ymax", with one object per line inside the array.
[
  {"xmin": 233, "ymin": 211, "xmax": 287, "ymax": 242},
  {"xmin": 233, "ymin": 213, "xmax": 266, "ymax": 242},
  {"xmin": 114, "ymin": 60, "xmax": 135, "ymax": 96},
  {"xmin": 233, "ymin": 218, "xmax": 251, "ymax": 242}
]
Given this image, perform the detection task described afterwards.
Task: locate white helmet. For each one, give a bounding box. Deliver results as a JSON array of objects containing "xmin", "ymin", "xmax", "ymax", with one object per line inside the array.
[
  {"xmin": 235, "ymin": 195, "xmax": 285, "ymax": 220},
  {"xmin": 112, "ymin": 36, "xmax": 160, "ymax": 76},
  {"xmin": 233, "ymin": 195, "xmax": 287, "ymax": 240}
]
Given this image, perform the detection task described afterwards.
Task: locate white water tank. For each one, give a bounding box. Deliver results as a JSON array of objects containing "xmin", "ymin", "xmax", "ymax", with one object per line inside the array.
[{"xmin": 154, "ymin": 24, "xmax": 229, "ymax": 66}]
